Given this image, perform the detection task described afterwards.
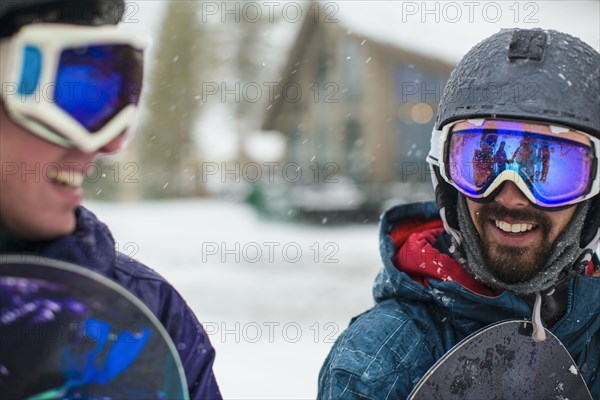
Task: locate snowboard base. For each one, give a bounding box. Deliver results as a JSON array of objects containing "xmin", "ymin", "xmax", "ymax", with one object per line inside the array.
[
  {"xmin": 407, "ymin": 320, "xmax": 592, "ymax": 400},
  {"xmin": 0, "ymin": 255, "xmax": 189, "ymax": 400}
]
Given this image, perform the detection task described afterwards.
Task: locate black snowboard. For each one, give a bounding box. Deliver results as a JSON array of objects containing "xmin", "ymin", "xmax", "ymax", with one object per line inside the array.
[
  {"xmin": 407, "ymin": 320, "xmax": 592, "ymax": 400},
  {"xmin": 0, "ymin": 255, "xmax": 189, "ymax": 400}
]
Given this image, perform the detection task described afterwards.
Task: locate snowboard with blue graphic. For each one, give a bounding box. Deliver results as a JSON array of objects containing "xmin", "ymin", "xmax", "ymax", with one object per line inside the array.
[
  {"xmin": 407, "ymin": 320, "xmax": 592, "ymax": 400},
  {"xmin": 0, "ymin": 255, "xmax": 188, "ymax": 400}
]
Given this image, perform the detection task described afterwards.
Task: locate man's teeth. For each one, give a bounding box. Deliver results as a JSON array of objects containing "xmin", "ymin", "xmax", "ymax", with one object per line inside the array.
[
  {"xmin": 46, "ymin": 170, "xmax": 84, "ymax": 188},
  {"xmin": 495, "ymin": 220, "xmax": 534, "ymax": 233}
]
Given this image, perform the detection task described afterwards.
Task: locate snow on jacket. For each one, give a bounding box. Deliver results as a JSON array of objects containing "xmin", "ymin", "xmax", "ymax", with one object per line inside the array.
[
  {"xmin": 1, "ymin": 206, "xmax": 222, "ymax": 400},
  {"xmin": 318, "ymin": 201, "xmax": 600, "ymax": 399}
]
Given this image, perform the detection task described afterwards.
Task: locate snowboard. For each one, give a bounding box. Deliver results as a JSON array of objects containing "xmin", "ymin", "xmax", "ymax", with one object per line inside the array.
[
  {"xmin": 0, "ymin": 255, "xmax": 189, "ymax": 400},
  {"xmin": 407, "ymin": 320, "xmax": 592, "ymax": 400}
]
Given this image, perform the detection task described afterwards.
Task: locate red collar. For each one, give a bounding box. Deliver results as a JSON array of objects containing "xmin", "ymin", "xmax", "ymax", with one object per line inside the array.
[
  {"xmin": 391, "ymin": 218, "xmax": 597, "ymax": 296},
  {"xmin": 392, "ymin": 218, "xmax": 498, "ymax": 296}
]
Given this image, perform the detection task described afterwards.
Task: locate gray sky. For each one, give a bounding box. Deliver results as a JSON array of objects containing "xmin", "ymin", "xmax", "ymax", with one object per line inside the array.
[{"xmin": 336, "ymin": 1, "xmax": 600, "ymax": 63}]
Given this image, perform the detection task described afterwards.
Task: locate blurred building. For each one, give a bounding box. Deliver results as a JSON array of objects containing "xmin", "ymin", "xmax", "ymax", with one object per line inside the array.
[{"xmin": 259, "ymin": 3, "xmax": 454, "ymax": 222}]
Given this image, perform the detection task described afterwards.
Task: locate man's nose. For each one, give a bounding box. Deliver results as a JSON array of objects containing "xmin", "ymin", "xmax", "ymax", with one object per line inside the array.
[{"xmin": 494, "ymin": 181, "xmax": 530, "ymax": 209}]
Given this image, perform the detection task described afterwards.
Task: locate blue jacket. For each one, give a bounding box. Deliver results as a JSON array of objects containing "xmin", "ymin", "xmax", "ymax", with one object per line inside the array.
[
  {"xmin": 1, "ymin": 206, "xmax": 222, "ymax": 400},
  {"xmin": 318, "ymin": 202, "xmax": 600, "ymax": 399}
]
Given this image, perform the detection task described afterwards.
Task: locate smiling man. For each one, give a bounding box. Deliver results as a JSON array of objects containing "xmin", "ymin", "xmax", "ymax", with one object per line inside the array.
[
  {"xmin": 318, "ymin": 28, "xmax": 600, "ymax": 399},
  {"xmin": 0, "ymin": 1, "xmax": 221, "ymax": 398}
]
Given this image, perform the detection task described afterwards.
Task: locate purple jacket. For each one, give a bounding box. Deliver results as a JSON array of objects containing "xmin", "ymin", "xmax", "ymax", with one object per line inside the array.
[{"xmin": 3, "ymin": 206, "xmax": 222, "ymax": 399}]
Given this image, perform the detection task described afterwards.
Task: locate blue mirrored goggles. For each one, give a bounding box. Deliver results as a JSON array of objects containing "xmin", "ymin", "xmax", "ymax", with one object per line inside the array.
[
  {"xmin": 55, "ymin": 44, "xmax": 143, "ymax": 132},
  {"xmin": 1, "ymin": 24, "xmax": 149, "ymax": 153},
  {"xmin": 428, "ymin": 119, "xmax": 600, "ymax": 208}
]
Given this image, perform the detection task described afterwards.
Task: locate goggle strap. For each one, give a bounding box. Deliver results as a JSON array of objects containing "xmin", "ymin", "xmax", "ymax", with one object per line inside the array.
[{"xmin": 427, "ymin": 128, "xmax": 444, "ymax": 166}]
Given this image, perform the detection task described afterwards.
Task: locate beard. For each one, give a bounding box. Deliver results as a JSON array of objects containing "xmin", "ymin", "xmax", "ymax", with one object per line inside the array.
[{"xmin": 476, "ymin": 203, "xmax": 553, "ymax": 284}]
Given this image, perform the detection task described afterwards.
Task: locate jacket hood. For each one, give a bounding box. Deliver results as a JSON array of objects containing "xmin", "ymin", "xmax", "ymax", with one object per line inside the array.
[
  {"xmin": 374, "ymin": 201, "xmax": 481, "ymax": 302},
  {"xmin": 374, "ymin": 202, "xmax": 600, "ymax": 342}
]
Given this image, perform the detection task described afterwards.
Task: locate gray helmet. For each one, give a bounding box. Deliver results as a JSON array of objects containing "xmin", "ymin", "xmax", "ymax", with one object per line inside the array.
[
  {"xmin": 436, "ymin": 28, "xmax": 600, "ymax": 136},
  {"xmin": 430, "ymin": 28, "xmax": 600, "ymax": 285},
  {"xmin": 0, "ymin": 0, "xmax": 125, "ymax": 38}
]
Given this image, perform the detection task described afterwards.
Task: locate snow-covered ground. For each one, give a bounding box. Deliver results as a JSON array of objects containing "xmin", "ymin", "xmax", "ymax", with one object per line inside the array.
[{"xmin": 85, "ymin": 199, "xmax": 382, "ymax": 399}]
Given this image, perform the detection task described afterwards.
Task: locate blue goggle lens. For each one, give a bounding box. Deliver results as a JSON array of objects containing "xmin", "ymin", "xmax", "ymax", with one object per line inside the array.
[
  {"xmin": 55, "ymin": 45, "xmax": 143, "ymax": 132},
  {"xmin": 448, "ymin": 124, "xmax": 595, "ymax": 206}
]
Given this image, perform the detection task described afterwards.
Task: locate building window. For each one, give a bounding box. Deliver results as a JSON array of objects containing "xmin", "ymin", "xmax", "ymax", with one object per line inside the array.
[
  {"xmin": 342, "ymin": 40, "xmax": 362, "ymax": 103},
  {"xmin": 345, "ymin": 119, "xmax": 365, "ymax": 181},
  {"xmin": 316, "ymin": 48, "xmax": 327, "ymax": 83}
]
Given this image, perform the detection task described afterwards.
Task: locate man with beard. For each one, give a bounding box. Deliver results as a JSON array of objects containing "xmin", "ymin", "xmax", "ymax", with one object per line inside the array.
[{"xmin": 318, "ymin": 28, "xmax": 600, "ymax": 399}]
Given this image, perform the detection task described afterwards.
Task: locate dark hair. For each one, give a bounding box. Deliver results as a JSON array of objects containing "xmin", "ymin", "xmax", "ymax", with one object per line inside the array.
[{"xmin": 0, "ymin": 0, "xmax": 124, "ymax": 38}]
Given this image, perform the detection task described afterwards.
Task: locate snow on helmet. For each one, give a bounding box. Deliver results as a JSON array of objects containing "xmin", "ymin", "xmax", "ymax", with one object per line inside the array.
[
  {"xmin": 436, "ymin": 28, "xmax": 599, "ymax": 136},
  {"xmin": 0, "ymin": 0, "xmax": 125, "ymax": 38},
  {"xmin": 429, "ymin": 28, "xmax": 600, "ymax": 252}
]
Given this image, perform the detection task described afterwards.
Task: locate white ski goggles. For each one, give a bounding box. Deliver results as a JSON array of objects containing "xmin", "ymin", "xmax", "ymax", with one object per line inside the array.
[
  {"xmin": 427, "ymin": 118, "xmax": 600, "ymax": 208},
  {"xmin": 0, "ymin": 24, "xmax": 149, "ymax": 153}
]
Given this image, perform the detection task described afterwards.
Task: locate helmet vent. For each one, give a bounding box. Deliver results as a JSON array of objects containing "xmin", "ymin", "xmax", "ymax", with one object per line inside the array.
[{"xmin": 508, "ymin": 30, "xmax": 547, "ymax": 62}]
